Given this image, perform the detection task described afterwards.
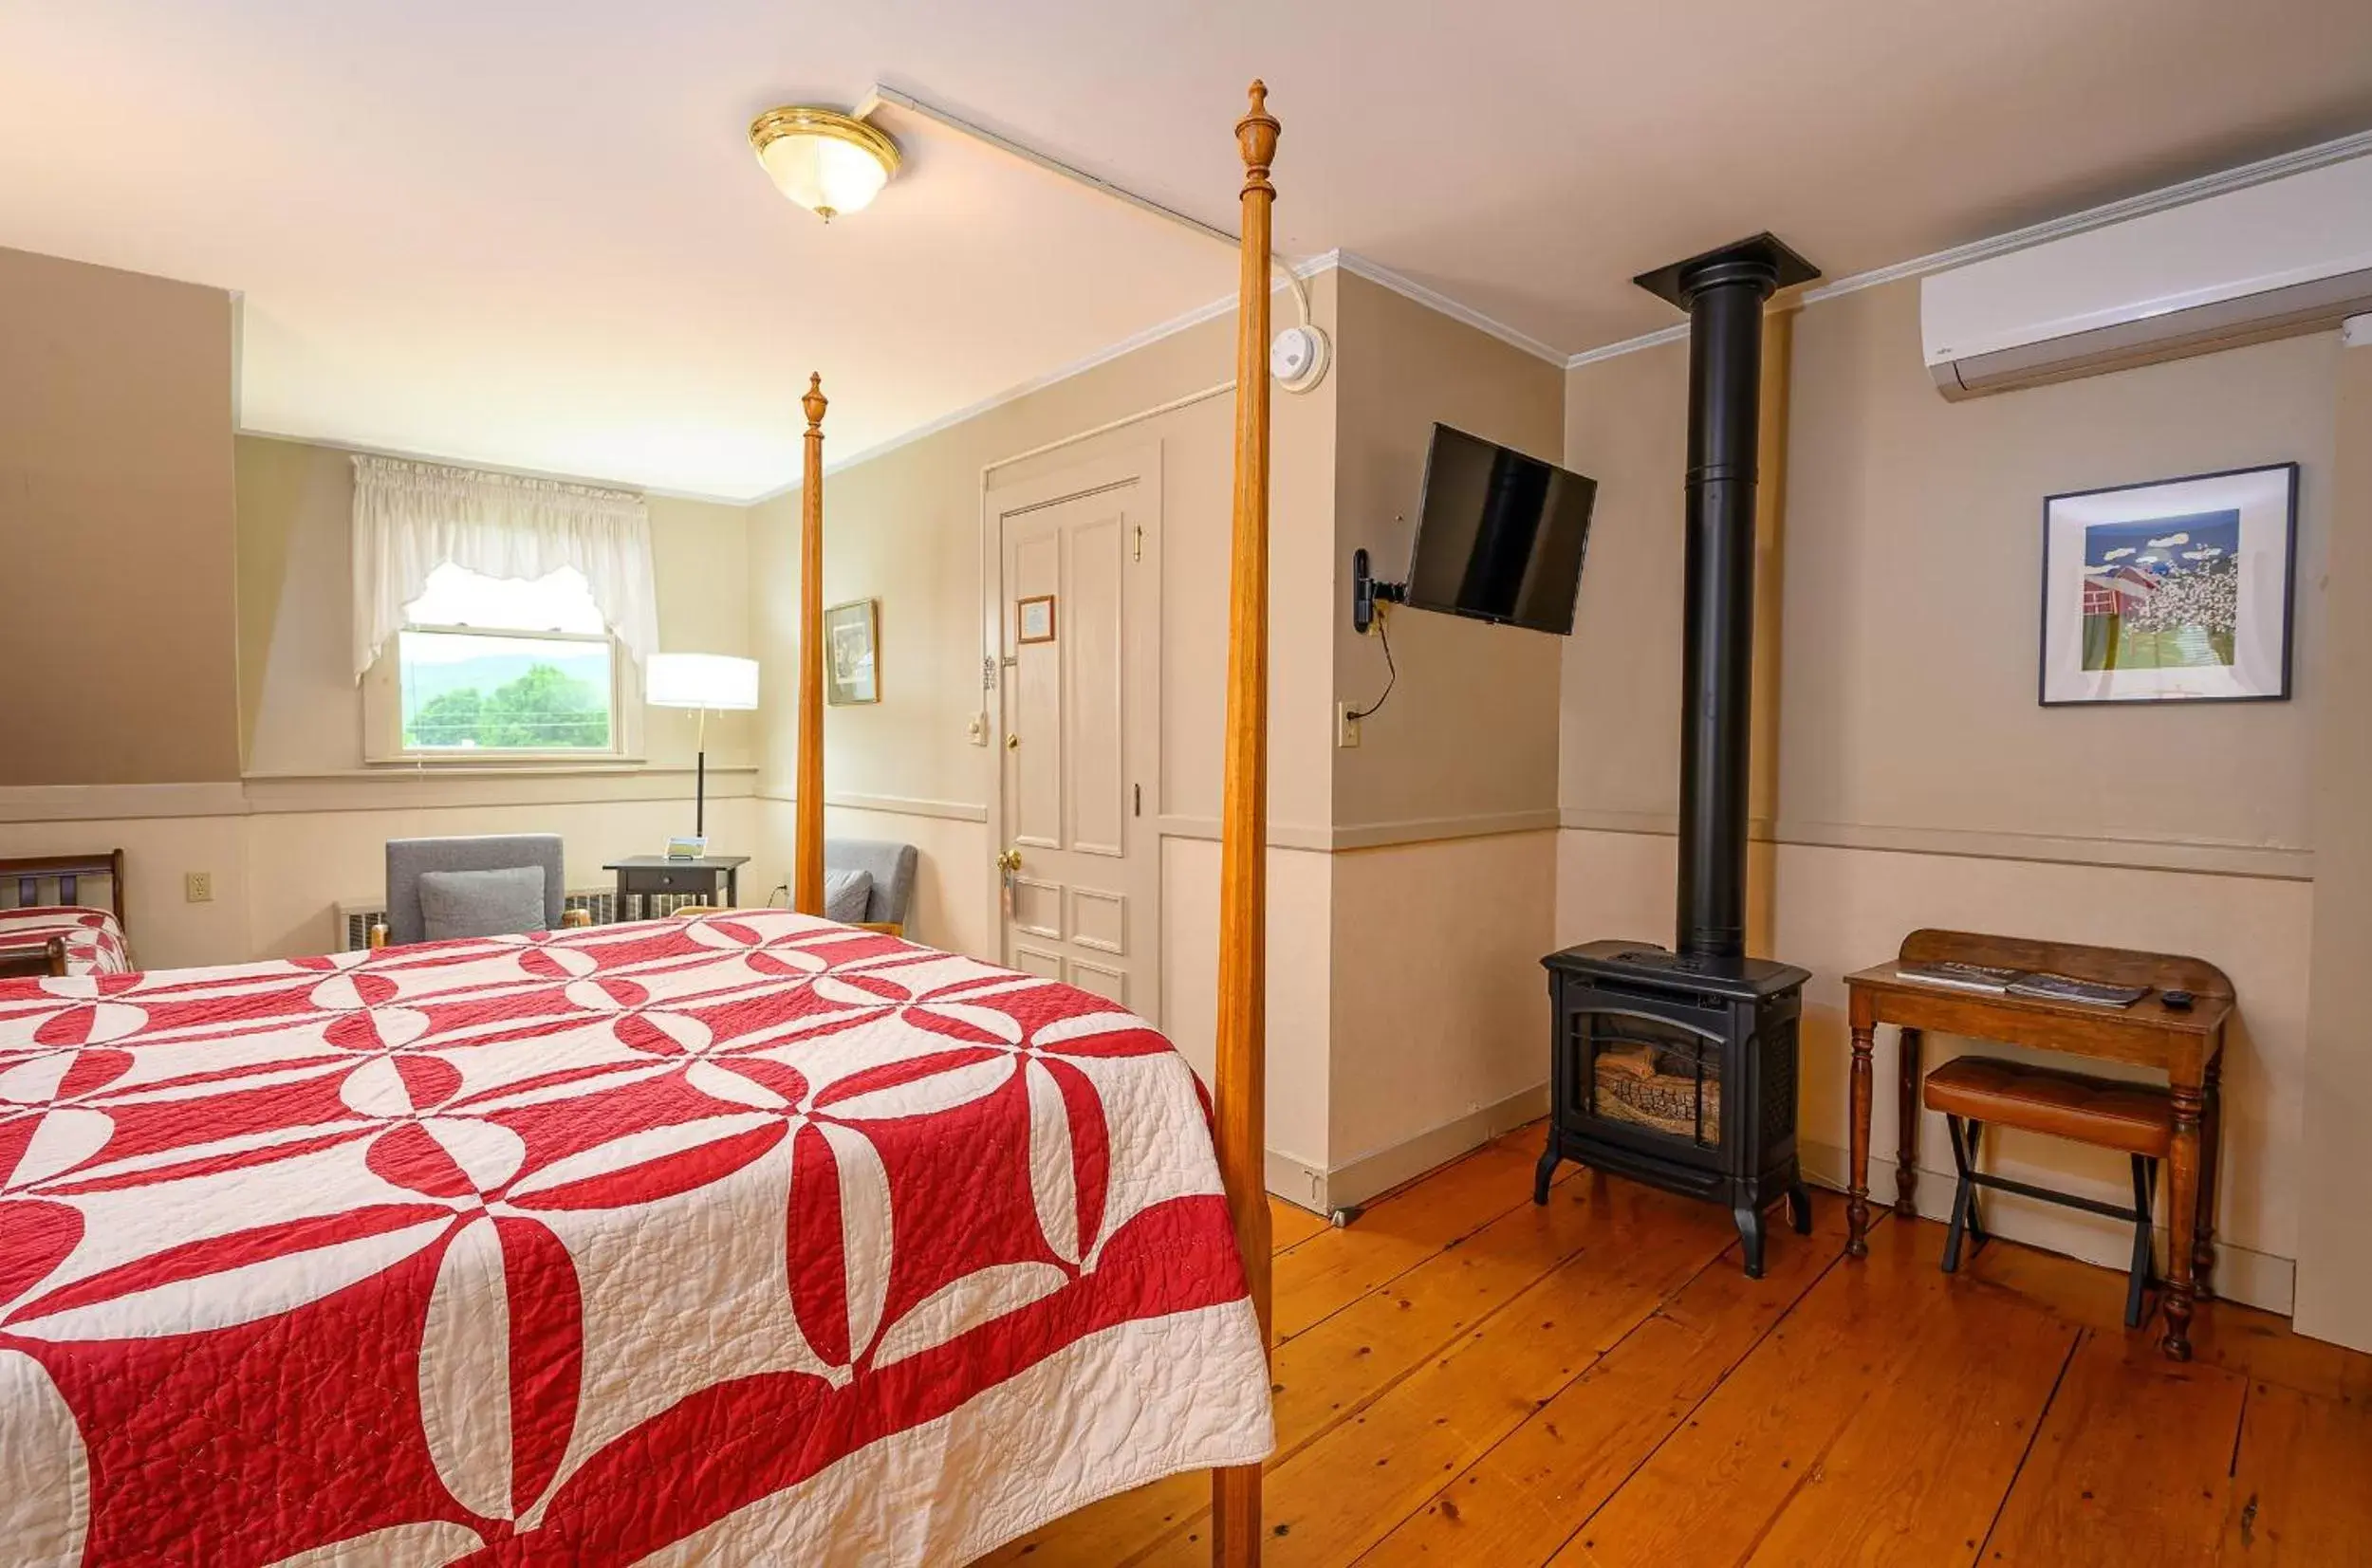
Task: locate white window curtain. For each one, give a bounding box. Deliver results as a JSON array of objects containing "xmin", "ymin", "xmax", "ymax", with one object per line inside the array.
[{"xmin": 351, "ymin": 455, "xmax": 660, "ymax": 682}]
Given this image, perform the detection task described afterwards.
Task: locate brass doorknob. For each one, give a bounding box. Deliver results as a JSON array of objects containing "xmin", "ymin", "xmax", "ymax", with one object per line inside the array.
[
  {"xmin": 995, "ymin": 849, "xmax": 1023, "ymax": 873},
  {"xmin": 1006, "ymin": 732, "xmax": 1021, "ymax": 751}
]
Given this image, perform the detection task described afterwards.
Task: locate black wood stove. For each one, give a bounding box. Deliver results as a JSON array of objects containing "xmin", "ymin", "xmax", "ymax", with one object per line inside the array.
[{"xmin": 1537, "ymin": 232, "xmax": 1820, "ymax": 1278}]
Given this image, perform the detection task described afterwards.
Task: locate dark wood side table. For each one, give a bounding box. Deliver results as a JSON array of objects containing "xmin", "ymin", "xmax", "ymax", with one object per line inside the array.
[
  {"xmin": 602, "ymin": 856, "xmax": 751, "ymax": 922},
  {"xmin": 1842, "ymin": 928, "xmax": 2232, "ymax": 1361}
]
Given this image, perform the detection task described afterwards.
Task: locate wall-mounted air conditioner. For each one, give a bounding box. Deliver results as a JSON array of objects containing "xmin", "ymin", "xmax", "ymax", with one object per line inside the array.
[{"xmin": 1923, "ymin": 151, "xmax": 2372, "ymax": 398}]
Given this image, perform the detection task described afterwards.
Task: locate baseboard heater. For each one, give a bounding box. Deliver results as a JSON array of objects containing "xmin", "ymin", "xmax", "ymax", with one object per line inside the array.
[{"xmin": 334, "ymin": 886, "xmax": 690, "ymax": 950}]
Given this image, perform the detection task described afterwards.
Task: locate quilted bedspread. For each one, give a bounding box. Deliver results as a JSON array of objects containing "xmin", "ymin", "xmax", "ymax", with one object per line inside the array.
[
  {"xmin": 0, "ymin": 908, "xmax": 131, "ymax": 978},
  {"xmin": 0, "ymin": 911, "xmax": 1271, "ymax": 1566}
]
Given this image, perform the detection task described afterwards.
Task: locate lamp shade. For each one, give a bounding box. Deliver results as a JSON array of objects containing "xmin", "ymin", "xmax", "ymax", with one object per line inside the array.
[
  {"xmin": 750, "ymin": 107, "xmax": 900, "ymax": 221},
  {"xmin": 647, "ymin": 654, "xmax": 760, "ymax": 710}
]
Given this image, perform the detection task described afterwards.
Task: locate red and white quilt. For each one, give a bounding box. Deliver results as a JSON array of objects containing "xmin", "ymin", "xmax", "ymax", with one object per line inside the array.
[
  {"xmin": 0, "ymin": 907, "xmax": 131, "ymax": 978},
  {"xmin": 0, "ymin": 911, "xmax": 1271, "ymax": 1565}
]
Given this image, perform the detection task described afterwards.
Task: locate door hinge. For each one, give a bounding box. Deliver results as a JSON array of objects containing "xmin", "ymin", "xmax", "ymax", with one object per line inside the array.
[
  {"xmin": 981, "ymin": 655, "xmax": 995, "ymax": 690},
  {"xmin": 1132, "ymin": 524, "xmax": 1143, "ymax": 563}
]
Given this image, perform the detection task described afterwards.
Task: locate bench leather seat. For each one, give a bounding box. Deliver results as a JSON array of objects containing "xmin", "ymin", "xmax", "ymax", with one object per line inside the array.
[{"xmin": 1922, "ymin": 1055, "xmax": 2173, "ymax": 1158}]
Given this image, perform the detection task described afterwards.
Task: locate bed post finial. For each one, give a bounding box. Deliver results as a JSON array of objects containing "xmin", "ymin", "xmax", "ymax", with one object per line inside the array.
[
  {"xmin": 1212, "ymin": 76, "xmax": 1277, "ymax": 1568},
  {"xmin": 1236, "ymin": 82, "xmax": 1277, "ymax": 191},
  {"xmin": 794, "ymin": 373, "xmax": 828, "ymax": 918}
]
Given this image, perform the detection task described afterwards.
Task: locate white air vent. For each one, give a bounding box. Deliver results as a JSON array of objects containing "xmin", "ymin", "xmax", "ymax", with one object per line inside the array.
[
  {"xmin": 336, "ymin": 887, "xmax": 631, "ymax": 951},
  {"xmin": 1923, "ymin": 151, "xmax": 2372, "ymax": 397}
]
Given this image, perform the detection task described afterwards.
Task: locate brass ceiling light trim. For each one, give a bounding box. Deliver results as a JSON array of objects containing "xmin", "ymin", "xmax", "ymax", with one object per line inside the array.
[{"xmin": 749, "ymin": 105, "xmax": 902, "ymax": 222}]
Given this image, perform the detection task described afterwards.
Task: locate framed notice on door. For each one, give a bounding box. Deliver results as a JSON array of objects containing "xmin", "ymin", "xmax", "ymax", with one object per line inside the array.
[{"xmin": 1017, "ymin": 594, "xmax": 1057, "ymax": 645}]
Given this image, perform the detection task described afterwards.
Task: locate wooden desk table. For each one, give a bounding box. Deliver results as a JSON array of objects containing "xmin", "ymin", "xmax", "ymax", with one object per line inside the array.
[{"xmin": 1843, "ymin": 929, "xmax": 2233, "ymax": 1360}]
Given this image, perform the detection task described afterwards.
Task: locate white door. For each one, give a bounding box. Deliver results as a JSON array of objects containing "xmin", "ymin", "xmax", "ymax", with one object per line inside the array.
[{"xmin": 991, "ymin": 453, "xmax": 1159, "ymax": 1017}]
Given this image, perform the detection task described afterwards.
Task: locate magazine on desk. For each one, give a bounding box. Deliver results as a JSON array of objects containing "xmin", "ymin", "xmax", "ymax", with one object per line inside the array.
[{"xmin": 1893, "ymin": 962, "xmax": 2149, "ymax": 1008}]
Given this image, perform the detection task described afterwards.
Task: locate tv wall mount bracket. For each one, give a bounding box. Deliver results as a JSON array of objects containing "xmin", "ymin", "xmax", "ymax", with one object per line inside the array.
[{"xmin": 1351, "ymin": 547, "xmax": 1406, "ymax": 636}]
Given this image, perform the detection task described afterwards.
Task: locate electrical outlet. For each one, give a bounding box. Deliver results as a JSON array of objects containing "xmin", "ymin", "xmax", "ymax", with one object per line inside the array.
[
  {"xmin": 1336, "ymin": 702, "xmax": 1362, "ymax": 748},
  {"xmin": 184, "ymin": 871, "xmax": 213, "ymax": 903}
]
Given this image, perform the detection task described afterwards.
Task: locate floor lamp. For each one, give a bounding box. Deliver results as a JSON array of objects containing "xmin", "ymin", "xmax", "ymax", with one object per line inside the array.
[{"xmin": 647, "ymin": 654, "xmax": 760, "ymax": 856}]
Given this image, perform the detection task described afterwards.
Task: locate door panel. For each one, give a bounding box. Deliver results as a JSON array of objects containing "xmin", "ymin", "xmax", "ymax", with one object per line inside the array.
[
  {"xmin": 1010, "ymin": 876, "xmax": 1062, "ymax": 939},
  {"xmin": 1011, "ymin": 946, "xmax": 1064, "ymax": 981},
  {"xmin": 1067, "ymin": 515, "xmax": 1126, "ymax": 858},
  {"xmin": 995, "ymin": 463, "xmax": 1158, "ymax": 1021},
  {"xmin": 1069, "ymin": 888, "xmax": 1125, "ymax": 955},
  {"xmin": 1067, "ymin": 958, "xmax": 1127, "ymax": 1005},
  {"xmin": 1012, "ymin": 531, "xmax": 1063, "ymax": 851}
]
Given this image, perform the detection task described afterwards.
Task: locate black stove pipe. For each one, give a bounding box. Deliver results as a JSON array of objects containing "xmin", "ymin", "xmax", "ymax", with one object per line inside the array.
[{"xmin": 1635, "ymin": 235, "xmax": 1818, "ymax": 962}]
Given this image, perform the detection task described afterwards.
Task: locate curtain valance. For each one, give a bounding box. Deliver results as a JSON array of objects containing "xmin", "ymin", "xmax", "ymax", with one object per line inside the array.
[{"xmin": 351, "ymin": 455, "xmax": 659, "ymax": 682}]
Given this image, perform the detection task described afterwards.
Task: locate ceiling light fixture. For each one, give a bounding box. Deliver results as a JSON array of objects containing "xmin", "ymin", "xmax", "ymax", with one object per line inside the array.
[{"xmin": 750, "ymin": 106, "xmax": 901, "ymax": 222}]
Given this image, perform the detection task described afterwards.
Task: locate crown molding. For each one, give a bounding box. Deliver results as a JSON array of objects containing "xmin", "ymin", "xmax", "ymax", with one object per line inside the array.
[
  {"xmin": 1564, "ymin": 125, "xmax": 2372, "ymax": 372},
  {"xmin": 1328, "ymin": 249, "xmax": 1569, "ymax": 366}
]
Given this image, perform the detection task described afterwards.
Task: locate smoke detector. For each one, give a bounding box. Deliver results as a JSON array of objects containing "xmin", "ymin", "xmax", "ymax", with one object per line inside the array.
[{"xmin": 1270, "ymin": 323, "xmax": 1330, "ymax": 393}]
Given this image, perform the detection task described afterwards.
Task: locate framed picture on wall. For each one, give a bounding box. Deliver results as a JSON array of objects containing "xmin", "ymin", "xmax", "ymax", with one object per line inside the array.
[
  {"xmin": 2039, "ymin": 462, "xmax": 2299, "ymax": 706},
  {"xmin": 825, "ymin": 598, "xmax": 880, "ymax": 706}
]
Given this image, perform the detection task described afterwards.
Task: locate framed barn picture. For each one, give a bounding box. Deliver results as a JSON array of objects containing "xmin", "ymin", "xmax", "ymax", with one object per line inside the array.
[{"xmin": 2039, "ymin": 462, "xmax": 2299, "ymax": 706}]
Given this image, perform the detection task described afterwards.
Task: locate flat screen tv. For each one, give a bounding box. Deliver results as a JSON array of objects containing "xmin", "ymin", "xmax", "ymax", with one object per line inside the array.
[{"xmin": 1405, "ymin": 423, "xmax": 1598, "ymax": 636}]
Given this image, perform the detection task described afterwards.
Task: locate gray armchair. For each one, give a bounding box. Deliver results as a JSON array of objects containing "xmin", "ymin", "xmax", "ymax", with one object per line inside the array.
[
  {"xmin": 825, "ymin": 838, "xmax": 917, "ymax": 936},
  {"xmin": 376, "ymin": 835, "xmax": 585, "ymax": 948}
]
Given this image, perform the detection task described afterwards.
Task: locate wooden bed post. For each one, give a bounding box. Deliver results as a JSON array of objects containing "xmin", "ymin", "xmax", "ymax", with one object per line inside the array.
[
  {"xmin": 795, "ymin": 373, "xmax": 828, "ymax": 916},
  {"xmin": 1212, "ymin": 79, "xmax": 1277, "ymax": 1568}
]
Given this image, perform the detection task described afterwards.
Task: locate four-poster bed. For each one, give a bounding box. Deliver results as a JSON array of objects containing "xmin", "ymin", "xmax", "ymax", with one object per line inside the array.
[
  {"xmin": 776, "ymin": 84, "xmax": 1288, "ymax": 1563},
  {"xmin": 0, "ymin": 87, "xmax": 1285, "ymax": 1568}
]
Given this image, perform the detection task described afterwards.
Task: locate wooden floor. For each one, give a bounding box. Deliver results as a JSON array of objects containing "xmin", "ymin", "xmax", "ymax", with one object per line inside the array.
[{"xmin": 977, "ymin": 1122, "xmax": 2372, "ymax": 1567}]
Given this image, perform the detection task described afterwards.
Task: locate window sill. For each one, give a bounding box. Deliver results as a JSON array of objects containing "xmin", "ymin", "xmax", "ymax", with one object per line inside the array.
[{"xmin": 360, "ymin": 754, "xmax": 651, "ymax": 772}]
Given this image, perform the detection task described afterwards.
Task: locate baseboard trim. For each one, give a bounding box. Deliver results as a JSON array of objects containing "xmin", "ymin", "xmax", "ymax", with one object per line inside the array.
[
  {"xmin": 1557, "ymin": 811, "xmax": 2311, "ymax": 881},
  {"xmin": 1265, "ymin": 1149, "xmax": 1331, "ymax": 1214},
  {"xmin": 1325, "ymin": 1082, "xmax": 1551, "ymax": 1212},
  {"xmin": 1798, "ymin": 1136, "xmax": 2295, "ymax": 1316}
]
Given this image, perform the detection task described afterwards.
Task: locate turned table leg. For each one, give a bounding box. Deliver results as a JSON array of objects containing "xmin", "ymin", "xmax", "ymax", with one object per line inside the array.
[
  {"xmin": 2193, "ymin": 1056, "xmax": 2222, "ymax": 1301},
  {"xmin": 2161, "ymin": 1078, "xmax": 2205, "ymax": 1360},
  {"xmin": 1895, "ymin": 1027, "xmax": 1922, "ymax": 1218},
  {"xmin": 1847, "ymin": 1023, "xmax": 1876, "ymax": 1257}
]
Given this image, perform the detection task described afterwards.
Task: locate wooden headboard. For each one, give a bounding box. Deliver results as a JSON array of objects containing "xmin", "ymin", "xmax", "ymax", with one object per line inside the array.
[{"xmin": 0, "ymin": 849, "xmax": 126, "ymax": 926}]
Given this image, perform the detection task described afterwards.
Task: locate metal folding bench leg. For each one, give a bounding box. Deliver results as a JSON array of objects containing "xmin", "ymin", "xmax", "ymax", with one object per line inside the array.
[
  {"xmin": 1938, "ymin": 1114, "xmax": 2161, "ymax": 1330},
  {"xmin": 2124, "ymin": 1154, "xmax": 2159, "ymax": 1331},
  {"xmin": 1941, "ymin": 1116, "xmax": 1985, "ymax": 1274}
]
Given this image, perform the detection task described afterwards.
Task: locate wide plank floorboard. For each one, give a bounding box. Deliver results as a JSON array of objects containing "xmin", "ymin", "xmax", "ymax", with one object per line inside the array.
[{"xmin": 974, "ymin": 1124, "xmax": 2372, "ymax": 1567}]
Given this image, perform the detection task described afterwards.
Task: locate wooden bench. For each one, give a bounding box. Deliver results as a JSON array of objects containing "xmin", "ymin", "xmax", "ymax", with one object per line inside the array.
[{"xmin": 1923, "ymin": 1055, "xmax": 2174, "ymax": 1328}]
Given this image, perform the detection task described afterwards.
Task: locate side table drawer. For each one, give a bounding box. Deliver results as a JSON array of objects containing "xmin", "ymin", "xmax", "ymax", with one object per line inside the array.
[{"xmin": 617, "ymin": 867, "xmax": 717, "ymax": 895}]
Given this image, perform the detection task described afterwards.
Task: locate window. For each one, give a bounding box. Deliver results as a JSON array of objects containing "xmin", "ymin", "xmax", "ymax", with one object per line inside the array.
[{"xmin": 390, "ymin": 564, "xmax": 621, "ymax": 756}]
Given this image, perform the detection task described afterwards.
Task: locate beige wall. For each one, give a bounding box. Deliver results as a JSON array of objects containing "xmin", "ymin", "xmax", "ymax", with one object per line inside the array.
[
  {"xmin": 748, "ymin": 273, "xmax": 1340, "ymax": 836},
  {"xmin": 2295, "ymin": 333, "xmax": 2372, "ymax": 1351},
  {"xmin": 0, "ymin": 246, "xmax": 240, "ymax": 784},
  {"xmin": 745, "ymin": 276, "xmax": 1343, "ymax": 1147},
  {"xmin": 235, "ymin": 434, "xmax": 754, "ymax": 778},
  {"xmin": 0, "ymin": 257, "xmax": 755, "ymax": 969},
  {"xmin": 1322, "ymin": 274, "xmax": 1568, "ymax": 1205},
  {"xmin": 1559, "ymin": 275, "xmax": 2342, "ymax": 1314},
  {"xmin": 1331, "ymin": 273, "xmax": 1568, "ymax": 834},
  {"xmin": 1779, "ymin": 283, "xmax": 2327, "ymax": 866}
]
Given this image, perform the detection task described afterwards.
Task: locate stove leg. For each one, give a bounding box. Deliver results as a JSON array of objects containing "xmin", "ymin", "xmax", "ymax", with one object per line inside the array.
[
  {"xmin": 1532, "ymin": 1141, "xmax": 1559, "ymax": 1206},
  {"xmin": 1733, "ymin": 1202, "xmax": 1768, "ymax": 1279},
  {"xmin": 1786, "ymin": 1183, "xmax": 1813, "ymax": 1235}
]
